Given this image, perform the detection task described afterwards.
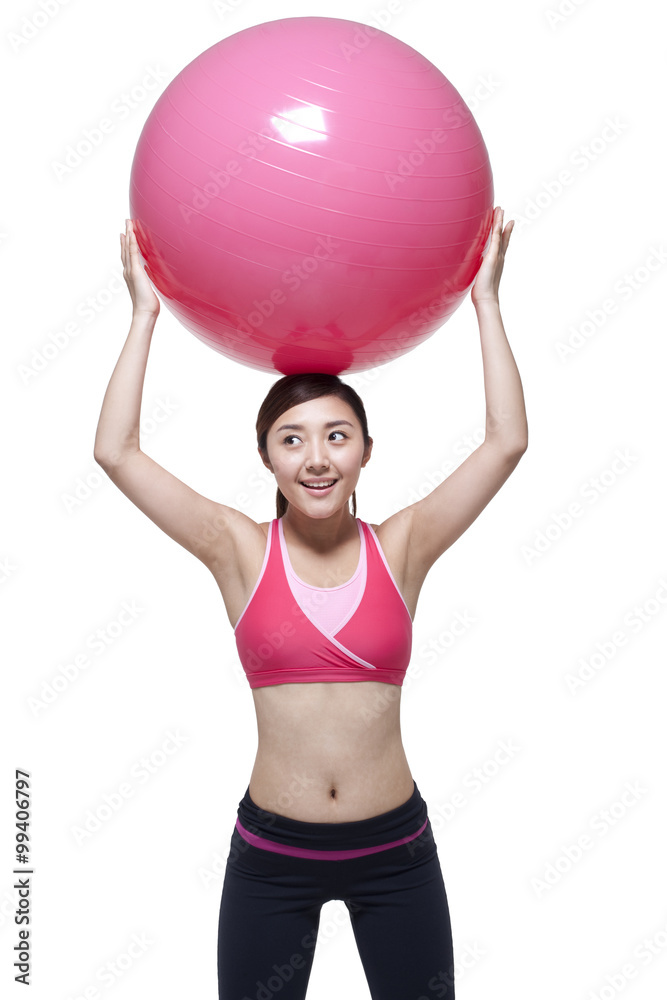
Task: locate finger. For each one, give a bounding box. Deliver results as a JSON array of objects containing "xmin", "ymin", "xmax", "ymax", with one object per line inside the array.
[
  {"xmin": 128, "ymin": 221, "xmax": 141, "ymax": 267},
  {"xmin": 130, "ymin": 222, "xmax": 142, "ymax": 258},
  {"xmin": 502, "ymin": 220, "xmax": 514, "ymax": 253},
  {"xmin": 483, "ymin": 210, "xmax": 500, "ymax": 254},
  {"xmin": 122, "ymin": 219, "xmax": 130, "ymax": 269}
]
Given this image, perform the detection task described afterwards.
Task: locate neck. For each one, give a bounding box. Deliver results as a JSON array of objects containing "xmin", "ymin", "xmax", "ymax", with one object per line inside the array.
[{"xmin": 281, "ymin": 504, "xmax": 357, "ymax": 552}]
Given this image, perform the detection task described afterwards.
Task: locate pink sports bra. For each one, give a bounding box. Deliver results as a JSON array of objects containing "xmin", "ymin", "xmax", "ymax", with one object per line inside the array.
[{"xmin": 234, "ymin": 517, "xmax": 412, "ymax": 688}]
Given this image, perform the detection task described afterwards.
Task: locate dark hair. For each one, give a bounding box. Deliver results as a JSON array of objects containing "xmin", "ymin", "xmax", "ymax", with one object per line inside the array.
[{"xmin": 256, "ymin": 373, "xmax": 371, "ymax": 518}]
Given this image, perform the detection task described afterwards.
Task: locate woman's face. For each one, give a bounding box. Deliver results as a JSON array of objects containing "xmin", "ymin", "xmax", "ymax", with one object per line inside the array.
[{"xmin": 261, "ymin": 395, "xmax": 372, "ymax": 516}]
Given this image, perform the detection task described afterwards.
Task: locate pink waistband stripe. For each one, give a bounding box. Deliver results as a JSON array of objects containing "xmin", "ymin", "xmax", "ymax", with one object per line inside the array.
[{"xmin": 235, "ymin": 817, "xmax": 428, "ymax": 860}]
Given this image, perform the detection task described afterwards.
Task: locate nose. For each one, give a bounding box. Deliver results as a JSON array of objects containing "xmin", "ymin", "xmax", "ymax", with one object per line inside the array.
[{"xmin": 305, "ymin": 439, "xmax": 330, "ymax": 473}]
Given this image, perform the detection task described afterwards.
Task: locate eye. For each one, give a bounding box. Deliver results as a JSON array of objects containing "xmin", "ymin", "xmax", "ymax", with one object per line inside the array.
[{"xmin": 282, "ymin": 431, "xmax": 347, "ymax": 445}]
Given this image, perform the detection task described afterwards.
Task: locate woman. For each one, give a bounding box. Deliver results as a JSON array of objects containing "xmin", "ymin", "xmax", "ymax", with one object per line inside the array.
[{"xmin": 94, "ymin": 206, "xmax": 525, "ymax": 999}]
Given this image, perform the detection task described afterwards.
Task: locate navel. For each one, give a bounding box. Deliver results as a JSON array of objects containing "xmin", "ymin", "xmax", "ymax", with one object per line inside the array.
[{"xmin": 329, "ymin": 787, "xmax": 337, "ymax": 799}]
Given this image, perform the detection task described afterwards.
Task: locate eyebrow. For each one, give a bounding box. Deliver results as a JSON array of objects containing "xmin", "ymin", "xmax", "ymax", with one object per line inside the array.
[{"xmin": 275, "ymin": 420, "xmax": 355, "ymax": 433}]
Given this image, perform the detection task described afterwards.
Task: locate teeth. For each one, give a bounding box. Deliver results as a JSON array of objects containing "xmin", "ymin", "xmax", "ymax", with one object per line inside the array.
[{"xmin": 302, "ymin": 480, "xmax": 335, "ymax": 487}]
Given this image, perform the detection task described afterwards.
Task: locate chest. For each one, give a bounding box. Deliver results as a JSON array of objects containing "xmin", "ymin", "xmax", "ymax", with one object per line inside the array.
[{"xmin": 286, "ymin": 538, "xmax": 361, "ymax": 588}]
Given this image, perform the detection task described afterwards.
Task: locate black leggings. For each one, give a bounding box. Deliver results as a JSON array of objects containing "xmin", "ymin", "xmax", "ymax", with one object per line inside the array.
[{"xmin": 217, "ymin": 780, "xmax": 455, "ymax": 999}]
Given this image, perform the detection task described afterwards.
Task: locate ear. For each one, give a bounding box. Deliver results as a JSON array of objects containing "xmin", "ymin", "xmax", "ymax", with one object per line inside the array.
[
  {"xmin": 258, "ymin": 445, "xmax": 274, "ymax": 473},
  {"xmin": 361, "ymin": 436, "xmax": 373, "ymax": 468}
]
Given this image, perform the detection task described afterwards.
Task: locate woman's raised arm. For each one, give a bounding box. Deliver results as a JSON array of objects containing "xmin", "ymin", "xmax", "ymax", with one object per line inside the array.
[
  {"xmin": 396, "ymin": 207, "xmax": 528, "ymax": 578},
  {"xmin": 93, "ymin": 220, "xmax": 160, "ymax": 461},
  {"xmin": 93, "ymin": 220, "xmax": 247, "ymax": 573}
]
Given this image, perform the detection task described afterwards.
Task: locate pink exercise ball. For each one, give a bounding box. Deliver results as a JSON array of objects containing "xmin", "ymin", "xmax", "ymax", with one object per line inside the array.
[{"xmin": 129, "ymin": 16, "xmax": 493, "ymax": 375}]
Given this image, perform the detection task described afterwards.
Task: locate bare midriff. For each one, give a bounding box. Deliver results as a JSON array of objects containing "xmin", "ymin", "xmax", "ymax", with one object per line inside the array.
[{"xmin": 248, "ymin": 680, "xmax": 415, "ymax": 822}]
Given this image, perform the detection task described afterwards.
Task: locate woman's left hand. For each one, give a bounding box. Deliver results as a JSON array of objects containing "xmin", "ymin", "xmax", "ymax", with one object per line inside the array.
[{"xmin": 471, "ymin": 206, "xmax": 514, "ymax": 307}]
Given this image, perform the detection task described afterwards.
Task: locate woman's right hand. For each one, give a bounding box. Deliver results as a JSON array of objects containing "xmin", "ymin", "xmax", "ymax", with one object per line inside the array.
[{"xmin": 120, "ymin": 218, "xmax": 160, "ymax": 318}]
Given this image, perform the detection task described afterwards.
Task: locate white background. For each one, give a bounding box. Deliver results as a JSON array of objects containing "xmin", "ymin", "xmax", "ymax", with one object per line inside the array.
[{"xmin": 3, "ymin": 0, "xmax": 666, "ymax": 998}]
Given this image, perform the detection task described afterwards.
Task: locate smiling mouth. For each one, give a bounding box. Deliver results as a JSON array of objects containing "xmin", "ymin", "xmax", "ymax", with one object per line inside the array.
[{"xmin": 300, "ymin": 479, "xmax": 338, "ymax": 491}]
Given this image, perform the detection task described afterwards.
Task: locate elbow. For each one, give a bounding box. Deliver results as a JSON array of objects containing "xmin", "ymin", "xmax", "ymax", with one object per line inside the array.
[
  {"xmin": 93, "ymin": 450, "xmax": 113, "ymax": 471},
  {"xmin": 508, "ymin": 435, "xmax": 528, "ymax": 458},
  {"xmin": 487, "ymin": 413, "xmax": 528, "ymax": 459},
  {"xmin": 506, "ymin": 441, "xmax": 528, "ymax": 466},
  {"xmin": 502, "ymin": 422, "xmax": 529, "ymax": 458},
  {"xmin": 496, "ymin": 441, "xmax": 528, "ymax": 474},
  {"xmin": 93, "ymin": 447, "xmax": 129, "ymax": 470},
  {"xmin": 93, "ymin": 432, "xmax": 112, "ymax": 469},
  {"xmin": 486, "ymin": 432, "xmax": 528, "ymax": 461},
  {"xmin": 93, "ymin": 440, "xmax": 114, "ymax": 468},
  {"xmin": 94, "ymin": 433, "xmax": 139, "ymax": 468}
]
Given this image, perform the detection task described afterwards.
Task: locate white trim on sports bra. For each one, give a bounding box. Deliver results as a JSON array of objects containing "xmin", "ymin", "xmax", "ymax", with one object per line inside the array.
[{"xmin": 232, "ymin": 523, "xmax": 273, "ymax": 634}]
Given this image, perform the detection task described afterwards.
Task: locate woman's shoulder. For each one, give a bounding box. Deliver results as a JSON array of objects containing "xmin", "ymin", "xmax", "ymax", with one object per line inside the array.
[
  {"xmin": 213, "ymin": 512, "xmax": 271, "ymax": 572},
  {"xmin": 364, "ymin": 510, "xmax": 411, "ymax": 546},
  {"xmin": 364, "ymin": 512, "xmax": 413, "ymax": 571}
]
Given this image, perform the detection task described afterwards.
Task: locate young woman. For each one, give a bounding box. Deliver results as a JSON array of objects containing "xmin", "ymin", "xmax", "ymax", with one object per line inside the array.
[{"xmin": 95, "ymin": 206, "xmax": 525, "ymax": 999}]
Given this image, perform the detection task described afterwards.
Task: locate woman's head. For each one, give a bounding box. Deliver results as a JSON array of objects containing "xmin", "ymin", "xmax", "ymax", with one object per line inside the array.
[{"xmin": 256, "ymin": 373, "xmax": 372, "ymax": 518}]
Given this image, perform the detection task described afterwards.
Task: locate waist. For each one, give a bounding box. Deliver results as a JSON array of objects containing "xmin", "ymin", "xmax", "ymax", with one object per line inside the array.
[
  {"xmin": 235, "ymin": 779, "xmax": 428, "ymax": 859},
  {"xmin": 249, "ymin": 681, "xmax": 410, "ymax": 819}
]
